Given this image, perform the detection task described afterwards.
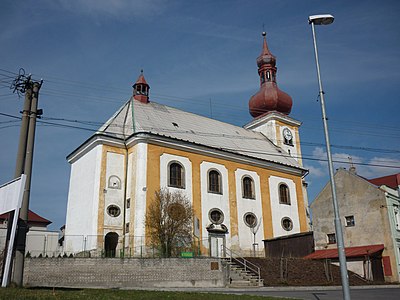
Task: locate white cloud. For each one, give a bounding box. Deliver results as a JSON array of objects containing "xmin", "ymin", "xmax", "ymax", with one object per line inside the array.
[
  {"xmin": 308, "ymin": 146, "xmax": 400, "ymax": 179},
  {"xmin": 304, "ymin": 164, "xmax": 324, "ymax": 177}
]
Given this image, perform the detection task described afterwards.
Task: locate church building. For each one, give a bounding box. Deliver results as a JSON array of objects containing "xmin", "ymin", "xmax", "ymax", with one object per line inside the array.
[{"xmin": 64, "ymin": 33, "xmax": 310, "ymax": 257}]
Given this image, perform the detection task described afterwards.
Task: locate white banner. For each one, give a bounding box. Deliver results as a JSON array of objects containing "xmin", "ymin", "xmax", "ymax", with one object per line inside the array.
[
  {"xmin": 0, "ymin": 175, "xmax": 26, "ymax": 215},
  {"xmin": 0, "ymin": 174, "xmax": 26, "ymax": 287}
]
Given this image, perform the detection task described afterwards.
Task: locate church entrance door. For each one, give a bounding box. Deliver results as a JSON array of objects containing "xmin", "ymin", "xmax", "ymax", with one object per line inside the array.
[
  {"xmin": 104, "ymin": 232, "xmax": 119, "ymax": 257},
  {"xmin": 209, "ymin": 234, "xmax": 226, "ymax": 258}
]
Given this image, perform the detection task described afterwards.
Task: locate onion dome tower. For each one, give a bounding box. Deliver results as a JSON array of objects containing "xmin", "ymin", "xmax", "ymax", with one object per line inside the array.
[
  {"xmin": 133, "ymin": 70, "xmax": 150, "ymax": 103},
  {"xmin": 249, "ymin": 32, "xmax": 292, "ymax": 117}
]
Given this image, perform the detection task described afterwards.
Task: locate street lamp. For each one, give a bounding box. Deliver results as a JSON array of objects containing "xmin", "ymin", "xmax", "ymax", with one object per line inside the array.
[{"xmin": 308, "ymin": 14, "xmax": 351, "ymax": 300}]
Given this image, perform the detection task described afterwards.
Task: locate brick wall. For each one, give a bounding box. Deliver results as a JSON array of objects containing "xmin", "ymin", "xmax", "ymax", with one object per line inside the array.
[{"xmin": 24, "ymin": 257, "xmax": 227, "ymax": 288}]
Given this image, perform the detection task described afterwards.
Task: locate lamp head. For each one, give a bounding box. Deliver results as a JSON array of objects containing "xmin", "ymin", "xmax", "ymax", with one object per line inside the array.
[{"xmin": 308, "ymin": 14, "xmax": 334, "ymax": 25}]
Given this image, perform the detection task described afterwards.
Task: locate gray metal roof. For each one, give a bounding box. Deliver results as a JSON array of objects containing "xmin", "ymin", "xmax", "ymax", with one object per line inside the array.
[{"xmin": 97, "ymin": 98, "xmax": 302, "ymax": 169}]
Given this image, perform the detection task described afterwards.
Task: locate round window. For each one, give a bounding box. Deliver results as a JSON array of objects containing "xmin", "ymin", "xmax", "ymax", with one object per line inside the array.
[
  {"xmin": 209, "ymin": 208, "xmax": 224, "ymax": 225},
  {"xmin": 107, "ymin": 205, "xmax": 121, "ymax": 217},
  {"xmin": 168, "ymin": 203, "xmax": 185, "ymax": 221},
  {"xmin": 281, "ymin": 217, "xmax": 293, "ymax": 231},
  {"xmin": 243, "ymin": 212, "xmax": 257, "ymax": 228}
]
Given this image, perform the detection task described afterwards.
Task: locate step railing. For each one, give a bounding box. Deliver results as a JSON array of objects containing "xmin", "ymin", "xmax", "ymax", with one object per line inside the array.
[{"xmin": 220, "ymin": 245, "xmax": 261, "ymax": 284}]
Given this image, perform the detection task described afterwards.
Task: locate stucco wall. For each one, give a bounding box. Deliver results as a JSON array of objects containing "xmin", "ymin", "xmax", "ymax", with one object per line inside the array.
[
  {"xmin": 23, "ymin": 258, "xmax": 227, "ymax": 288},
  {"xmin": 65, "ymin": 145, "xmax": 102, "ymax": 253},
  {"xmin": 311, "ymin": 168, "xmax": 399, "ymax": 282},
  {"xmin": 311, "ymin": 169, "xmax": 388, "ymax": 249}
]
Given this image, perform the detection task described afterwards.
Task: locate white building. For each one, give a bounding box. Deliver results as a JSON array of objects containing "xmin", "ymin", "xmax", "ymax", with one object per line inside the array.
[{"xmin": 64, "ymin": 33, "xmax": 311, "ymax": 257}]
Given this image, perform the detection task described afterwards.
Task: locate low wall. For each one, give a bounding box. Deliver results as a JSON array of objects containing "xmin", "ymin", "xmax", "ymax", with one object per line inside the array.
[{"xmin": 24, "ymin": 257, "xmax": 227, "ymax": 288}]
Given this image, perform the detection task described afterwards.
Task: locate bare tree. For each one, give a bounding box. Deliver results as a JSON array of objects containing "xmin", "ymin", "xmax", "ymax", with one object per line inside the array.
[{"xmin": 146, "ymin": 189, "xmax": 193, "ymax": 257}]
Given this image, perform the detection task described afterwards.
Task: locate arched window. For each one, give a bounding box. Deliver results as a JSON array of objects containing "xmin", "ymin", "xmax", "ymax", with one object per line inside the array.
[
  {"xmin": 208, "ymin": 170, "xmax": 222, "ymax": 194},
  {"xmin": 242, "ymin": 176, "xmax": 255, "ymax": 199},
  {"xmin": 279, "ymin": 183, "xmax": 291, "ymax": 205},
  {"xmin": 168, "ymin": 162, "xmax": 185, "ymax": 188}
]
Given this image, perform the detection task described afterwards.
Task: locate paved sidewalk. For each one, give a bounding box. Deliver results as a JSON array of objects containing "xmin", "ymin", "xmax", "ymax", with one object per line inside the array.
[{"xmin": 128, "ymin": 285, "xmax": 400, "ymax": 300}]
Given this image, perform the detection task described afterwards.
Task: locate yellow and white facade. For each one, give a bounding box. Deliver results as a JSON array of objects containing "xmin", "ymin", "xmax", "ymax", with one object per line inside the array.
[
  {"xmin": 64, "ymin": 35, "xmax": 310, "ymax": 256},
  {"xmin": 64, "ymin": 97, "xmax": 310, "ymax": 257}
]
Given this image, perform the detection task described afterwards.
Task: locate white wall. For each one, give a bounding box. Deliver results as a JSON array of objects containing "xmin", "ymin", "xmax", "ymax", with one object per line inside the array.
[
  {"xmin": 251, "ymin": 120, "xmax": 277, "ymax": 145},
  {"xmin": 26, "ymin": 230, "xmax": 60, "ymax": 257},
  {"xmin": 269, "ymin": 175, "xmax": 300, "ymax": 237},
  {"xmin": 235, "ymin": 169, "xmax": 264, "ymax": 252},
  {"xmin": 133, "ymin": 143, "xmax": 147, "ymax": 253},
  {"xmin": 65, "ymin": 145, "xmax": 102, "ymax": 253},
  {"xmin": 200, "ymin": 162, "xmax": 230, "ymax": 249}
]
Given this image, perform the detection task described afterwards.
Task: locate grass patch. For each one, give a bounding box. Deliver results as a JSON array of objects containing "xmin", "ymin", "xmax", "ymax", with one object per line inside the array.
[{"xmin": 0, "ymin": 287, "xmax": 294, "ymax": 300}]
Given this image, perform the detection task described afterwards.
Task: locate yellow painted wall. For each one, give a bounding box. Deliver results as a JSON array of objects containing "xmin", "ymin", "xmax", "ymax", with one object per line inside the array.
[{"xmin": 144, "ymin": 143, "xmax": 308, "ymax": 243}]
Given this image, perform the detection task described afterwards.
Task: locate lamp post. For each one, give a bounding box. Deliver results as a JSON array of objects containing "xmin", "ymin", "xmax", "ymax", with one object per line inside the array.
[{"xmin": 308, "ymin": 14, "xmax": 351, "ymax": 300}]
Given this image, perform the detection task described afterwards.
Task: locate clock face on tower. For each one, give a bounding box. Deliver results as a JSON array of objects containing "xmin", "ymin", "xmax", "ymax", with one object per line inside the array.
[
  {"xmin": 283, "ymin": 128, "xmax": 293, "ymax": 145},
  {"xmin": 283, "ymin": 128, "xmax": 292, "ymax": 140}
]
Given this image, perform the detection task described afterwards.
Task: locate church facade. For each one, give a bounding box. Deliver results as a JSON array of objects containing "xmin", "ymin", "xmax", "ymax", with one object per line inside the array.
[{"xmin": 64, "ymin": 33, "xmax": 310, "ymax": 257}]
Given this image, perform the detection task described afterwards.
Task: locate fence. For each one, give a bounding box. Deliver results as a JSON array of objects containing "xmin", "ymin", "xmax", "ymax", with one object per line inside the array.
[{"xmin": 26, "ymin": 234, "xmax": 214, "ymax": 259}]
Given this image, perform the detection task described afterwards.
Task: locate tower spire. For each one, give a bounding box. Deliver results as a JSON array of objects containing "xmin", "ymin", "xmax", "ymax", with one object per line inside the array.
[{"xmin": 248, "ymin": 32, "xmax": 293, "ymax": 117}]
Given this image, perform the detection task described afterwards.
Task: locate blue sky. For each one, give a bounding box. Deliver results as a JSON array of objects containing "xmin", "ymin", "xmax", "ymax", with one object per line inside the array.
[{"xmin": 1, "ymin": 0, "xmax": 399, "ymax": 230}]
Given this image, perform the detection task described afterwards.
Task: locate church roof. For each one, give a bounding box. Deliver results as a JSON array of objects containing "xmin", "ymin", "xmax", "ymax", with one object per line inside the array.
[{"xmin": 96, "ymin": 98, "xmax": 303, "ymax": 171}]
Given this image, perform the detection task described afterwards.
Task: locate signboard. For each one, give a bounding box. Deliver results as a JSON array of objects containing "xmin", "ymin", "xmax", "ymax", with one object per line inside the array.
[
  {"xmin": 180, "ymin": 251, "xmax": 194, "ymax": 258},
  {"xmin": 0, "ymin": 175, "xmax": 26, "ymax": 287}
]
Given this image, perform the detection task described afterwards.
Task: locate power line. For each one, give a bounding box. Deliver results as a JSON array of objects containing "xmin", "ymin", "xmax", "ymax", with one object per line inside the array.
[
  {"xmin": 1, "ymin": 110, "xmax": 400, "ymax": 156},
  {"xmin": 1, "ymin": 67, "xmax": 397, "ymax": 133}
]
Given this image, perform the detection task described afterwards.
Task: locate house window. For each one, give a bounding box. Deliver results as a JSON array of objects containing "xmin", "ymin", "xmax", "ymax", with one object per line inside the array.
[
  {"xmin": 125, "ymin": 222, "xmax": 130, "ymax": 233},
  {"xmin": 279, "ymin": 183, "xmax": 291, "ymax": 205},
  {"xmin": 168, "ymin": 162, "xmax": 185, "ymax": 188},
  {"xmin": 345, "ymin": 215, "xmax": 355, "ymax": 227},
  {"xmin": 281, "ymin": 217, "xmax": 293, "ymax": 231},
  {"xmin": 242, "ymin": 176, "xmax": 255, "ymax": 199},
  {"xmin": 209, "ymin": 208, "xmax": 224, "ymax": 225},
  {"xmin": 244, "ymin": 212, "xmax": 258, "ymax": 228},
  {"xmin": 327, "ymin": 233, "xmax": 336, "ymax": 244},
  {"xmin": 208, "ymin": 170, "xmax": 222, "ymax": 194},
  {"xmin": 107, "ymin": 205, "xmax": 121, "ymax": 217}
]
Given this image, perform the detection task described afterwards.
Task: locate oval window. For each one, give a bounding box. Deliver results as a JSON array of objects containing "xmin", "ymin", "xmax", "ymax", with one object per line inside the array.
[
  {"xmin": 281, "ymin": 217, "xmax": 293, "ymax": 231},
  {"xmin": 244, "ymin": 212, "xmax": 258, "ymax": 228},
  {"xmin": 107, "ymin": 205, "xmax": 121, "ymax": 217},
  {"xmin": 209, "ymin": 208, "xmax": 224, "ymax": 225}
]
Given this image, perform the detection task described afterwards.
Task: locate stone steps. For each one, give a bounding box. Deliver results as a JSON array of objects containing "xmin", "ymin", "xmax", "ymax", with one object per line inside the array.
[{"xmin": 223, "ymin": 259, "xmax": 263, "ymax": 287}]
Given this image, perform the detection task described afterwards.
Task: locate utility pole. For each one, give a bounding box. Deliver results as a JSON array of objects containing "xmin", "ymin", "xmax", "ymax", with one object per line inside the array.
[
  {"xmin": 5, "ymin": 69, "xmax": 43, "ymax": 286},
  {"xmin": 1, "ymin": 71, "xmax": 32, "ymax": 285},
  {"xmin": 13, "ymin": 80, "xmax": 42, "ymax": 286}
]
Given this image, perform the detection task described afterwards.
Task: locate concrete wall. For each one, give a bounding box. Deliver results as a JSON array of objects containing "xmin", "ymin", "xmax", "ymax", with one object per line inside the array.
[{"xmin": 23, "ymin": 258, "xmax": 227, "ymax": 288}]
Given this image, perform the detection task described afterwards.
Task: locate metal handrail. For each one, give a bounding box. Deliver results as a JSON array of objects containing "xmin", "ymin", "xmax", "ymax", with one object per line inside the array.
[{"xmin": 221, "ymin": 245, "xmax": 261, "ymax": 283}]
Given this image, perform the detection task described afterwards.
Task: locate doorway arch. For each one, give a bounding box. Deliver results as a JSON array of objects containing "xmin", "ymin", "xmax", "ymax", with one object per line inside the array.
[{"xmin": 104, "ymin": 232, "xmax": 119, "ymax": 257}]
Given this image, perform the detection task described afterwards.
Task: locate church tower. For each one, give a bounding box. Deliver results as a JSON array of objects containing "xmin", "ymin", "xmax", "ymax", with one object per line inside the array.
[
  {"xmin": 245, "ymin": 32, "xmax": 303, "ymax": 166},
  {"xmin": 133, "ymin": 70, "xmax": 150, "ymax": 103}
]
